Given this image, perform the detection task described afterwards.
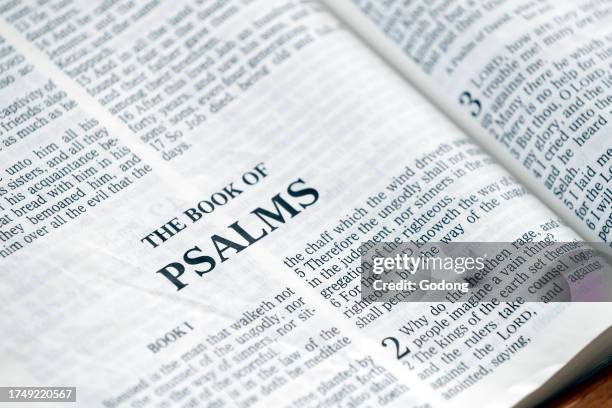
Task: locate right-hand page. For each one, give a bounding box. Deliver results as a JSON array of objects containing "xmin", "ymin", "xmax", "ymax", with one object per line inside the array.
[{"xmin": 324, "ymin": 0, "xmax": 612, "ymax": 244}]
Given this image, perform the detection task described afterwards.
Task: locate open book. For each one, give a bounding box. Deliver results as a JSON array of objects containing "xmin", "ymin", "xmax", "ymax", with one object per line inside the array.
[{"xmin": 0, "ymin": 0, "xmax": 611, "ymax": 406}]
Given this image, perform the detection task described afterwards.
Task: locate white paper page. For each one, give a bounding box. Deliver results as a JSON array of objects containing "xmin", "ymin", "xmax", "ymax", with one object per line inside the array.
[
  {"xmin": 323, "ymin": 0, "xmax": 612, "ymax": 247},
  {"xmin": 0, "ymin": 1, "xmax": 610, "ymax": 407}
]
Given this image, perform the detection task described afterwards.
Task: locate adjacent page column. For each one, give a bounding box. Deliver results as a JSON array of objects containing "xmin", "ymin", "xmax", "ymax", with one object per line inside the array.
[{"xmin": 325, "ymin": 0, "xmax": 612, "ymax": 244}]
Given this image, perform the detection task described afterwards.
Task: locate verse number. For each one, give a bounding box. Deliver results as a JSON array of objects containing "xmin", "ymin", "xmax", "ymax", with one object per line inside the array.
[
  {"xmin": 459, "ymin": 91, "xmax": 482, "ymax": 117},
  {"xmin": 381, "ymin": 336, "xmax": 410, "ymax": 360}
]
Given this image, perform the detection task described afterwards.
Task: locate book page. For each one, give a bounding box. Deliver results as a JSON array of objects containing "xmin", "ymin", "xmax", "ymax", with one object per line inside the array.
[
  {"xmin": 323, "ymin": 0, "xmax": 612, "ymax": 246},
  {"xmin": 0, "ymin": 1, "xmax": 610, "ymax": 407}
]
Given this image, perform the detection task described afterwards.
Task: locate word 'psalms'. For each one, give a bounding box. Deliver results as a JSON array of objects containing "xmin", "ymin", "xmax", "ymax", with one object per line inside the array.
[{"xmin": 156, "ymin": 179, "xmax": 320, "ymax": 291}]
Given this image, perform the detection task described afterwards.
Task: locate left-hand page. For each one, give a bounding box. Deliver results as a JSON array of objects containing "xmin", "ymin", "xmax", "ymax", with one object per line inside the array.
[{"xmin": 0, "ymin": 1, "xmax": 441, "ymax": 407}]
